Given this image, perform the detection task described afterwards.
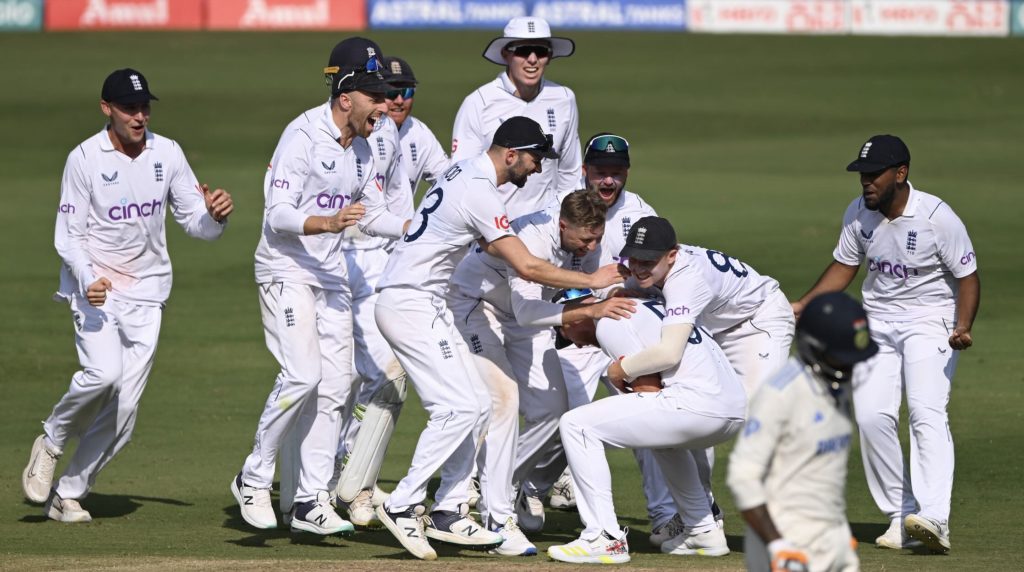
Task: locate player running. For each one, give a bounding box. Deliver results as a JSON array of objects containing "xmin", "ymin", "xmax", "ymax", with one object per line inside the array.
[
  {"xmin": 791, "ymin": 135, "xmax": 979, "ymax": 554},
  {"xmin": 23, "ymin": 68, "xmax": 233, "ymax": 522},
  {"xmin": 372, "ymin": 117, "xmax": 625, "ymax": 560}
]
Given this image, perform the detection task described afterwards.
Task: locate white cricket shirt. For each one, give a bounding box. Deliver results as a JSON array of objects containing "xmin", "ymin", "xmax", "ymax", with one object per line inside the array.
[
  {"xmin": 727, "ymin": 358, "xmax": 853, "ymax": 530},
  {"xmin": 637, "ymin": 245, "xmax": 781, "ymax": 334},
  {"xmin": 54, "ymin": 128, "xmax": 225, "ymax": 307},
  {"xmin": 398, "ymin": 116, "xmax": 449, "ymax": 193},
  {"xmin": 377, "ymin": 153, "xmax": 515, "ymax": 298},
  {"xmin": 253, "ymin": 103, "xmax": 406, "ymax": 290},
  {"xmin": 450, "ymin": 204, "xmax": 598, "ymax": 327},
  {"xmin": 594, "ymin": 189, "xmax": 657, "ymax": 266},
  {"xmin": 833, "ymin": 183, "xmax": 977, "ymax": 320},
  {"xmin": 596, "ymin": 298, "xmax": 747, "ymax": 419},
  {"xmin": 451, "ymin": 73, "xmax": 582, "ymax": 220}
]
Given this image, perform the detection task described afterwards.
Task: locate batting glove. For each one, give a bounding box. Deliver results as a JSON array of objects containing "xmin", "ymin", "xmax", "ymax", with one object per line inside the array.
[{"xmin": 768, "ymin": 539, "xmax": 809, "ymax": 572}]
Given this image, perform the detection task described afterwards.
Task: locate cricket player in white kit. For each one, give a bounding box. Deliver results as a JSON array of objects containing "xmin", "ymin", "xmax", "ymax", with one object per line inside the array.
[
  {"xmin": 232, "ymin": 38, "xmax": 409, "ymax": 536},
  {"xmin": 332, "ymin": 56, "xmax": 449, "ymax": 525},
  {"xmin": 729, "ymin": 292, "xmax": 876, "ymax": 572},
  {"xmin": 447, "ymin": 190, "xmax": 636, "ymax": 555},
  {"xmin": 22, "ymin": 68, "xmax": 233, "ymax": 522},
  {"xmin": 549, "ymin": 291, "xmax": 746, "ymax": 564},
  {"xmin": 792, "ymin": 135, "xmax": 979, "ymax": 554},
  {"xmin": 373, "ymin": 117, "xmax": 626, "ymax": 561},
  {"xmin": 452, "ymin": 16, "xmax": 581, "ymax": 220}
]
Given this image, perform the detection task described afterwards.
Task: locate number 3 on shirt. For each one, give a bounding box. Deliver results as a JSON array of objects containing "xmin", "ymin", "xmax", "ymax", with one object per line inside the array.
[{"xmin": 404, "ymin": 187, "xmax": 443, "ymax": 242}]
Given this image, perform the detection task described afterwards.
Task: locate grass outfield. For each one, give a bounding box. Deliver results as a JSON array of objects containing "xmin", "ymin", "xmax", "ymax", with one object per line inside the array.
[{"xmin": 1, "ymin": 31, "xmax": 1022, "ymax": 570}]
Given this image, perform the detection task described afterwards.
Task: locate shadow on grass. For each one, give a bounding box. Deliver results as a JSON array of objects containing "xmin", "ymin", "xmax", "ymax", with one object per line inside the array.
[
  {"xmin": 19, "ymin": 493, "xmax": 192, "ymax": 523},
  {"xmin": 851, "ymin": 521, "xmax": 888, "ymax": 545}
]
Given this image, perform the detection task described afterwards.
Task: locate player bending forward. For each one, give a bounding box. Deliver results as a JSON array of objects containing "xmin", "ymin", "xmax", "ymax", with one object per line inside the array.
[{"xmin": 728, "ymin": 292, "xmax": 877, "ymax": 572}]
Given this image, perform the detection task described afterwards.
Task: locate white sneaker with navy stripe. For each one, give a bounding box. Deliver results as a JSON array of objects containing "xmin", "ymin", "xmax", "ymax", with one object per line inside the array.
[
  {"xmin": 490, "ymin": 517, "xmax": 537, "ymax": 556},
  {"xmin": 425, "ymin": 502, "xmax": 503, "ymax": 549},
  {"xmin": 231, "ymin": 472, "xmax": 276, "ymax": 530},
  {"xmin": 376, "ymin": 502, "xmax": 436, "ymax": 561},
  {"xmin": 291, "ymin": 491, "xmax": 354, "ymax": 536}
]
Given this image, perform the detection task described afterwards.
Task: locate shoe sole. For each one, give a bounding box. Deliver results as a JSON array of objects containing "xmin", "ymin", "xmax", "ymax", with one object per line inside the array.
[
  {"xmin": 661, "ymin": 545, "xmax": 730, "ymax": 557},
  {"xmin": 230, "ymin": 476, "xmax": 277, "ymax": 530},
  {"xmin": 547, "ymin": 548, "xmax": 629, "ymax": 564},
  {"xmin": 375, "ymin": 505, "xmax": 437, "ymax": 561},
  {"xmin": 904, "ymin": 516, "xmax": 950, "ymax": 554},
  {"xmin": 23, "ymin": 436, "xmax": 52, "ymax": 504},
  {"xmin": 492, "ymin": 546, "xmax": 538, "ymax": 556},
  {"xmin": 425, "ymin": 528, "xmax": 504, "ymax": 550},
  {"xmin": 45, "ymin": 500, "xmax": 92, "ymax": 523},
  {"xmin": 291, "ymin": 520, "xmax": 355, "ymax": 536}
]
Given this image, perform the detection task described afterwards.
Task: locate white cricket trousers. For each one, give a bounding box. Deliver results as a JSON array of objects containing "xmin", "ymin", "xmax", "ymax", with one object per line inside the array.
[
  {"xmin": 715, "ymin": 288, "xmax": 795, "ymax": 397},
  {"xmin": 335, "ymin": 248, "xmax": 405, "ymax": 466},
  {"xmin": 242, "ymin": 282, "xmax": 353, "ymax": 506},
  {"xmin": 855, "ymin": 315, "xmax": 958, "ymax": 523},
  {"xmin": 449, "ymin": 294, "xmax": 567, "ymax": 525},
  {"xmin": 744, "ymin": 521, "xmax": 859, "ymax": 572},
  {"xmin": 560, "ymin": 391, "xmax": 743, "ymax": 539},
  {"xmin": 43, "ymin": 295, "xmax": 162, "ymax": 500},
  {"xmin": 375, "ymin": 287, "xmax": 491, "ymax": 513}
]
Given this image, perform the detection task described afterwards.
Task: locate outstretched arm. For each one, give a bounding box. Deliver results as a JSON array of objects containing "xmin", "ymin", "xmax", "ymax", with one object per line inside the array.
[{"xmin": 791, "ymin": 260, "xmax": 859, "ymax": 319}]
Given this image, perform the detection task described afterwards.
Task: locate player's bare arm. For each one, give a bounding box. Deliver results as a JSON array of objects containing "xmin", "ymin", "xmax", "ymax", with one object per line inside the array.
[
  {"xmin": 197, "ymin": 183, "xmax": 234, "ymax": 222},
  {"xmin": 950, "ymin": 271, "xmax": 980, "ymax": 350},
  {"xmin": 740, "ymin": 505, "xmax": 810, "ymax": 572},
  {"xmin": 481, "ymin": 235, "xmax": 626, "ymax": 289},
  {"xmin": 302, "ymin": 203, "xmax": 366, "ymax": 235},
  {"xmin": 792, "ymin": 260, "xmax": 859, "ymax": 319},
  {"xmin": 559, "ymin": 298, "xmax": 635, "ymax": 324}
]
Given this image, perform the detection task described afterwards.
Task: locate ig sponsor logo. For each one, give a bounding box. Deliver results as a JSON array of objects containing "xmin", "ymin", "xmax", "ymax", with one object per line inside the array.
[
  {"xmin": 494, "ymin": 214, "xmax": 510, "ymax": 230},
  {"xmin": 316, "ymin": 192, "xmax": 350, "ymax": 209},
  {"xmin": 108, "ymin": 197, "xmax": 163, "ymax": 221}
]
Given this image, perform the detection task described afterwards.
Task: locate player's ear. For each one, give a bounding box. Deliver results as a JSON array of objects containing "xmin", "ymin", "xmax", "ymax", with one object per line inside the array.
[
  {"xmin": 100, "ymin": 100, "xmax": 112, "ymax": 118},
  {"xmin": 896, "ymin": 164, "xmax": 908, "ymax": 183},
  {"xmin": 506, "ymin": 148, "xmax": 518, "ymax": 166}
]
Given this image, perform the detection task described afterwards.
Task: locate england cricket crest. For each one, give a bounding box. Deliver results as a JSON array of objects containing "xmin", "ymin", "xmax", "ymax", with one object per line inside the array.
[
  {"xmin": 634, "ymin": 226, "xmax": 647, "ymax": 245},
  {"xmin": 906, "ymin": 230, "xmax": 918, "ymax": 253},
  {"xmin": 621, "ymin": 216, "xmax": 631, "ymax": 239}
]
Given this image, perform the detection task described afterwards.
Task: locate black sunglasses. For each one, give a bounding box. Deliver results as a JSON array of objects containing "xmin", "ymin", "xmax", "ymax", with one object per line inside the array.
[
  {"xmin": 507, "ymin": 44, "xmax": 552, "ymax": 59},
  {"xmin": 385, "ymin": 87, "xmax": 415, "ymax": 100}
]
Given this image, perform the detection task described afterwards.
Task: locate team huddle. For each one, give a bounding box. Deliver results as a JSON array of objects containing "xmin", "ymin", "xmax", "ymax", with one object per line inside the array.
[{"xmin": 23, "ymin": 16, "xmax": 979, "ymax": 572}]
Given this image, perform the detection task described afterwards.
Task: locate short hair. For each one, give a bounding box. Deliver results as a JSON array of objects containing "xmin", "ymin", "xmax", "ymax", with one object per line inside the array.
[{"xmin": 560, "ymin": 189, "xmax": 607, "ymax": 230}]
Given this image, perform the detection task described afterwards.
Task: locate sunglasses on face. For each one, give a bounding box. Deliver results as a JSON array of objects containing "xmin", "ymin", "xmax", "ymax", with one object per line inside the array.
[
  {"xmin": 385, "ymin": 87, "xmax": 415, "ymax": 100},
  {"xmin": 507, "ymin": 44, "xmax": 552, "ymax": 59},
  {"xmin": 587, "ymin": 134, "xmax": 629, "ymax": 153}
]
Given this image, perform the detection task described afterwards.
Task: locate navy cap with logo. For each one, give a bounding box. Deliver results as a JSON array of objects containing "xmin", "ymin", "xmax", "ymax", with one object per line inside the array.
[
  {"xmin": 551, "ymin": 288, "xmax": 595, "ymax": 349},
  {"xmin": 493, "ymin": 116, "xmax": 559, "ymax": 159},
  {"xmin": 619, "ymin": 216, "xmax": 677, "ymax": 261},
  {"xmin": 382, "ymin": 56, "xmax": 417, "ymax": 88},
  {"xmin": 796, "ymin": 292, "xmax": 879, "ymax": 381},
  {"xmin": 584, "ymin": 133, "xmax": 630, "ymax": 168},
  {"xmin": 324, "ymin": 37, "xmax": 394, "ymax": 96},
  {"xmin": 846, "ymin": 134, "xmax": 911, "ymax": 173},
  {"xmin": 101, "ymin": 68, "xmax": 158, "ymax": 104}
]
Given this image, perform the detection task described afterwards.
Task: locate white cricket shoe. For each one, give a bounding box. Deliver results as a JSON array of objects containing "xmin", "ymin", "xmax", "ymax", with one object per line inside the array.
[
  {"xmin": 346, "ymin": 488, "xmax": 380, "ymax": 528},
  {"xmin": 467, "ymin": 477, "xmax": 481, "ymax": 509},
  {"xmin": 45, "ymin": 491, "xmax": 92, "ymax": 523},
  {"xmin": 649, "ymin": 514, "xmax": 685, "ymax": 547},
  {"xmin": 426, "ymin": 502, "xmax": 503, "ymax": 549},
  {"xmin": 291, "ymin": 491, "xmax": 354, "ymax": 536},
  {"xmin": 904, "ymin": 514, "xmax": 951, "ymax": 554},
  {"xmin": 23, "ymin": 435, "xmax": 62, "ymax": 504},
  {"xmin": 661, "ymin": 526, "xmax": 730, "ymax": 556},
  {"xmin": 515, "ymin": 490, "xmax": 546, "ymax": 533},
  {"xmin": 377, "ymin": 503, "xmax": 437, "ymax": 561},
  {"xmin": 875, "ymin": 518, "xmax": 922, "ymax": 549},
  {"xmin": 231, "ymin": 472, "xmax": 277, "ymax": 530},
  {"xmin": 490, "ymin": 517, "xmax": 537, "ymax": 556},
  {"xmin": 549, "ymin": 470, "xmax": 576, "ymax": 510},
  {"xmin": 370, "ymin": 484, "xmax": 390, "ymax": 507},
  {"xmin": 548, "ymin": 530, "xmax": 630, "ymax": 564}
]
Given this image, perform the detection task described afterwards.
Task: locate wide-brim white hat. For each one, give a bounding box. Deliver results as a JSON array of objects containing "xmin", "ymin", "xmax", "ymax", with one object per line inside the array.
[{"xmin": 483, "ymin": 17, "xmax": 575, "ymax": 65}]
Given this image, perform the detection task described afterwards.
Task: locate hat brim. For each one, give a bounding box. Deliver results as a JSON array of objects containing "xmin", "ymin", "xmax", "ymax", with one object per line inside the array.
[
  {"xmin": 348, "ymin": 75, "xmax": 398, "ymax": 94},
  {"xmin": 846, "ymin": 159, "xmax": 895, "ymax": 173},
  {"xmin": 532, "ymin": 148, "xmax": 560, "ymax": 160},
  {"xmin": 584, "ymin": 153, "xmax": 629, "ymax": 168},
  {"xmin": 483, "ymin": 37, "xmax": 575, "ymax": 65},
  {"xmin": 618, "ymin": 246, "xmax": 668, "ymax": 261},
  {"xmin": 829, "ymin": 339, "xmax": 880, "ymax": 366},
  {"xmin": 386, "ymin": 77, "xmax": 418, "ymax": 88}
]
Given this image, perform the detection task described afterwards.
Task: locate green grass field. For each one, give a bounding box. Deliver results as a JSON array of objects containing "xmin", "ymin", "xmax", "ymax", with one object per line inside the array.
[{"xmin": 1, "ymin": 31, "xmax": 1022, "ymax": 570}]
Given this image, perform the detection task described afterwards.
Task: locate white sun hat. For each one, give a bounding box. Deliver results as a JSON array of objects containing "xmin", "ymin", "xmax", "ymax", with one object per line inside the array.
[{"xmin": 482, "ymin": 17, "xmax": 575, "ymax": 65}]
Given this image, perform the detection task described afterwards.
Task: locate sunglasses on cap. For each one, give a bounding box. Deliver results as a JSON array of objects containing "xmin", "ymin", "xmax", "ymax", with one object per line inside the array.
[
  {"xmin": 553, "ymin": 288, "xmax": 594, "ymax": 304},
  {"xmin": 385, "ymin": 87, "xmax": 415, "ymax": 100},
  {"xmin": 587, "ymin": 134, "xmax": 629, "ymax": 154},
  {"xmin": 510, "ymin": 133, "xmax": 555, "ymax": 153},
  {"xmin": 324, "ymin": 53, "xmax": 385, "ymax": 79},
  {"xmin": 506, "ymin": 44, "xmax": 552, "ymax": 59}
]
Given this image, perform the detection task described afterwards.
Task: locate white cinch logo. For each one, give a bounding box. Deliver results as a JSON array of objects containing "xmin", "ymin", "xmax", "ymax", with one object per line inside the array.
[
  {"xmin": 859, "ymin": 141, "xmax": 873, "ymax": 158},
  {"xmin": 634, "ymin": 226, "xmax": 647, "ymax": 245},
  {"xmin": 130, "ymin": 74, "xmax": 143, "ymax": 91}
]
